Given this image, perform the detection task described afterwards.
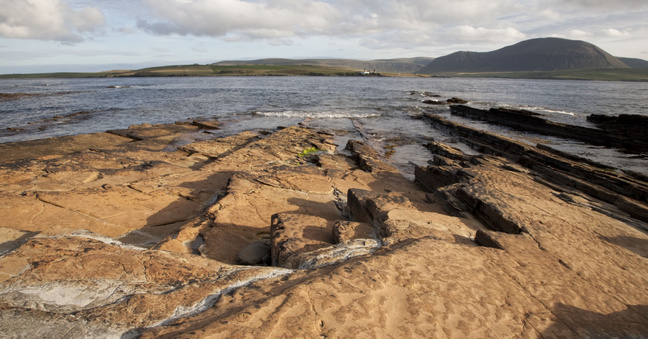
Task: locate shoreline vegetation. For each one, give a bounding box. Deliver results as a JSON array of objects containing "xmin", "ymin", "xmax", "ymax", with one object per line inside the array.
[
  {"xmin": 2, "ymin": 63, "xmax": 648, "ymax": 81},
  {"xmin": 0, "ymin": 64, "xmax": 379, "ymax": 79}
]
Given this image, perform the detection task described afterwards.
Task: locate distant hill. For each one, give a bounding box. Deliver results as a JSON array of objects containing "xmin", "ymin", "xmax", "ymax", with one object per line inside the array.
[
  {"xmin": 417, "ymin": 38, "xmax": 629, "ymax": 74},
  {"xmin": 213, "ymin": 57, "xmax": 434, "ymax": 74},
  {"xmin": 618, "ymin": 57, "xmax": 648, "ymax": 68}
]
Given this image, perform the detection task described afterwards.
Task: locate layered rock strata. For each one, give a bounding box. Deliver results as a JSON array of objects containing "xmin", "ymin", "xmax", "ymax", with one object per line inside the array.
[
  {"xmin": 450, "ymin": 104, "xmax": 648, "ymax": 153},
  {"xmin": 0, "ymin": 118, "xmax": 646, "ymax": 338},
  {"xmin": 423, "ymin": 113, "xmax": 648, "ymax": 226}
]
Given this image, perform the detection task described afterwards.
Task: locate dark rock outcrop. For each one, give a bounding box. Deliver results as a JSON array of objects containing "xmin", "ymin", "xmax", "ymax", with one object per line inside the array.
[
  {"xmin": 420, "ymin": 113, "xmax": 648, "ymax": 226},
  {"xmin": 587, "ymin": 114, "xmax": 648, "ymax": 150},
  {"xmin": 451, "ymin": 105, "xmax": 648, "ymax": 153}
]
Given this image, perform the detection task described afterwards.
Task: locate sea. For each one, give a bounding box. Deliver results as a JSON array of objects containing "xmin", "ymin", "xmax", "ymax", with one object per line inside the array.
[{"xmin": 1, "ymin": 76, "xmax": 647, "ymax": 175}]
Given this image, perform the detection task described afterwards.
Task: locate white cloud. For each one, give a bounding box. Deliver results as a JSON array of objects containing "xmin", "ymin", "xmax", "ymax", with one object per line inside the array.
[
  {"xmin": 602, "ymin": 28, "xmax": 631, "ymax": 37},
  {"xmin": 138, "ymin": 0, "xmax": 518, "ymax": 41},
  {"xmin": 566, "ymin": 29, "xmax": 592, "ymax": 39},
  {"xmin": 452, "ymin": 25, "xmax": 526, "ymax": 43},
  {"xmin": 562, "ymin": 0, "xmax": 647, "ymax": 10},
  {"xmin": 538, "ymin": 9, "xmax": 561, "ymax": 21},
  {"xmin": 0, "ymin": 0, "xmax": 105, "ymax": 42},
  {"xmin": 138, "ymin": 0, "xmax": 339, "ymax": 39}
]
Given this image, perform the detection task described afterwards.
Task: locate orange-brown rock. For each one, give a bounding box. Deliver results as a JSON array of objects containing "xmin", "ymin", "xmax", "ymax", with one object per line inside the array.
[{"xmin": 0, "ymin": 120, "xmax": 646, "ymax": 338}]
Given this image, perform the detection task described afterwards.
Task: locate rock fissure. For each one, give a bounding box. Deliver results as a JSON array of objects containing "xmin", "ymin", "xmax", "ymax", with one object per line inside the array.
[
  {"xmin": 1, "ymin": 121, "xmax": 647, "ymax": 337},
  {"xmin": 36, "ymin": 194, "xmax": 114, "ymax": 226}
]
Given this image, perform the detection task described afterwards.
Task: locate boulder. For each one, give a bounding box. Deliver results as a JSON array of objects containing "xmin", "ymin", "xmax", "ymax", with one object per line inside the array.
[
  {"xmin": 238, "ymin": 241, "xmax": 271, "ymax": 265},
  {"xmin": 270, "ymin": 213, "xmax": 333, "ymax": 268},
  {"xmin": 332, "ymin": 221, "xmax": 376, "ymax": 243}
]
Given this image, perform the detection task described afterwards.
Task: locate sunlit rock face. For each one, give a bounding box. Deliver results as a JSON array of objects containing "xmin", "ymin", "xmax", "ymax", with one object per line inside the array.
[{"xmin": 1, "ymin": 120, "xmax": 647, "ymax": 338}]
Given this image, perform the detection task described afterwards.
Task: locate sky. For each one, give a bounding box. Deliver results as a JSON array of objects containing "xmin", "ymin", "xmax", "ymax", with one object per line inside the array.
[{"xmin": 1, "ymin": 0, "xmax": 647, "ymax": 73}]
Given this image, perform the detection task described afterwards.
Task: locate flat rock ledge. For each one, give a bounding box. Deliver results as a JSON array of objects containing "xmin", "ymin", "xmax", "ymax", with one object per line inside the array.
[{"xmin": 0, "ymin": 120, "xmax": 647, "ymax": 338}]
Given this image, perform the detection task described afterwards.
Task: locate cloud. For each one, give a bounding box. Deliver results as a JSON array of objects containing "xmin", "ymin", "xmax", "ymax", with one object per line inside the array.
[
  {"xmin": 538, "ymin": 9, "xmax": 561, "ymax": 21},
  {"xmin": 138, "ymin": 0, "xmax": 519, "ymax": 41},
  {"xmin": 566, "ymin": 29, "xmax": 592, "ymax": 39},
  {"xmin": 602, "ymin": 28, "xmax": 631, "ymax": 37},
  {"xmin": 562, "ymin": 0, "xmax": 647, "ymax": 10},
  {"xmin": 0, "ymin": 0, "xmax": 105, "ymax": 42},
  {"xmin": 138, "ymin": 0, "xmax": 339, "ymax": 39},
  {"xmin": 452, "ymin": 25, "xmax": 526, "ymax": 43}
]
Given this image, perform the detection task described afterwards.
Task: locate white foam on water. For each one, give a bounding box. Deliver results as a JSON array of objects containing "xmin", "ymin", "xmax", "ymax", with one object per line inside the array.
[
  {"xmin": 509, "ymin": 105, "xmax": 577, "ymax": 116},
  {"xmin": 254, "ymin": 111, "xmax": 381, "ymax": 119}
]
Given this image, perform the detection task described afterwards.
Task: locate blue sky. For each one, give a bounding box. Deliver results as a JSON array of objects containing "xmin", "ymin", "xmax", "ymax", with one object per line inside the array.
[{"xmin": 1, "ymin": 0, "xmax": 647, "ymax": 73}]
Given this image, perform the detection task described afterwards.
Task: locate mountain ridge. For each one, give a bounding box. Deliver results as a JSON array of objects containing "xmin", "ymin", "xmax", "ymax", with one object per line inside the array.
[
  {"xmin": 417, "ymin": 38, "xmax": 632, "ymax": 74},
  {"xmin": 618, "ymin": 57, "xmax": 648, "ymax": 68}
]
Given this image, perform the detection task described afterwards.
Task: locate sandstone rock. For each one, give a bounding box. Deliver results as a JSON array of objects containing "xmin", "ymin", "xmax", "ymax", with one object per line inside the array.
[
  {"xmin": 0, "ymin": 132, "xmax": 131, "ymax": 162},
  {"xmin": 0, "ymin": 233, "xmax": 294, "ymax": 337},
  {"xmin": 414, "ymin": 164, "xmax": 464, "ymax": 191},
  {"xmin": 422, "ymin": 113, "xmax": 648, "ymax": 223},
  {"xmin": 1, "ymin": 121, "xmax": 647, "ymax": 338},
  {"xmin": 238, "ymin": 241, "xmax": 271, "ymax": 265},
  {"xmin": 345, "ymin": 139, "xmax": 400, "ymax": 173},
  {"xmin": 296, "ymin": 238, "xmax": 381, "ymax": 269},
  {"xmin": 192, "ymin": 119, "xmax": 221, "ymax": 130},
  {"xmin": 108, "ymin": 123, "xmax": 200, "ymax": 141},
  {"xmin": 181, "ymin": 130, "xmax": 260, "ymax": 158},
  {"xmin": 332, "ymin": 221, "xmax": 376, "ymax": 243},
  {"xmin": 425, "ymin": 141, "xmax": 470, "ymax": 161},
  {"xmin": 270, "ymin": 213, "xmax": 334, "ymax": 268}
]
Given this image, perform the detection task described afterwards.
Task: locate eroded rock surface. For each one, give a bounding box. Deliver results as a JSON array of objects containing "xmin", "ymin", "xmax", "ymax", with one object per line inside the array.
[{"xmin": 1, "ymin": 119, "xmax": 647, "ymax": 338}]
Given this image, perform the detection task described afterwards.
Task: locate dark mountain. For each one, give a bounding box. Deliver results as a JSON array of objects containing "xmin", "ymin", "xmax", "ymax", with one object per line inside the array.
[
  {"xmin": 618, "ymin": 57, "xmax": 648, "ymax": 68},
  {"xmin": 417, "ymin": 38, "xmax": 629, "ymax": 74},
  {"xmin": 213, "ymin": 57, "xmax": 434, "ymax": 74}
]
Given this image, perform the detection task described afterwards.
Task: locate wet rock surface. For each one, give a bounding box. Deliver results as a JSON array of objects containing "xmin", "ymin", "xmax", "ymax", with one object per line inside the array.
[
  {"xmin": 0, "ymin": 118, "xmax": 647, "ymax": 338},
  {"xmin": 451, "ymin": 104, "xmax": 648, "ymax": 153}
]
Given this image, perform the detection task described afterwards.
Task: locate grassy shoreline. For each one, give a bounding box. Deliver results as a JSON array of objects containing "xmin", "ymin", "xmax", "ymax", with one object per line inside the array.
[
  {"xmin": 0, "ymin": 64, "xmax": 370, "ymax": 79},
  {"xmin": 1, "ymin": 64, "xmax": 647, "ymax": 81}
]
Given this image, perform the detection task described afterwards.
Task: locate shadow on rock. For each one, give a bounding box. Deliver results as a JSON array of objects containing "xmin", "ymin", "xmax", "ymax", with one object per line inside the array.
[
  {"xmin": 601, "ymin": 235, "xmax": 648, "ymax": 259},
  {"xmin": 542, "ymin": 303, "xmax": 648, "ymax": 337}
]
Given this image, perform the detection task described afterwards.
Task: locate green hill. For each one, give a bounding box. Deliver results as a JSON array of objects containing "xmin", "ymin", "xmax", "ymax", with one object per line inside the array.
[
  {"xmin": 618, "ymin": 57, "xmax": 648, "ymax": 68},
  {"xmin": 417, "ymin": 38, "xmax": 630, "ymax": 74}
]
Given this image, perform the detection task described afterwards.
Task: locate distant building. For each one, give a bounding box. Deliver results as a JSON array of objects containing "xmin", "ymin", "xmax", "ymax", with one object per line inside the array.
[{"xmin": 360, "ymin": 68, "xmax": 377, "ymax": 75}]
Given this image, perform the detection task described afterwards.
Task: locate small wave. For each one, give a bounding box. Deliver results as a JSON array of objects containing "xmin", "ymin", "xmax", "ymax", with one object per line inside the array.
[
  {"xmin": 511, "ymin": 105, "xmax": 576, "ymax": 116},
  {"xmin": 537, "ymin": 108, "xmax": 576, "ymax": 116},
  {"xmin": 254, "ymin": 111, "xmax": 381, "ymax": 119}
]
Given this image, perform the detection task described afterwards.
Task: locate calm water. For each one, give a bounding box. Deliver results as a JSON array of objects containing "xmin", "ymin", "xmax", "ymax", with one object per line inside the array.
[{"xmin": 1, "ymin": 76, "xmax": 647, "ymax": 174}]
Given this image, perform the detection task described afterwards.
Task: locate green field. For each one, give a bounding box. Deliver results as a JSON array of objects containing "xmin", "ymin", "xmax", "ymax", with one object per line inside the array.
[
  {"xmin": 0, "ymin": 64, "xmax": 367, "ymax": 79},
  {"xmin": 2, "ymin": 64, "xmax": 647, "ymax": 81}
]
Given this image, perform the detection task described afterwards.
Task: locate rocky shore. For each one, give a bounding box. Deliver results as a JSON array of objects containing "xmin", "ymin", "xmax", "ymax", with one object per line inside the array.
[{"xmin": 0, "ymin": 111, "xmax": 647, "ymax": 337}]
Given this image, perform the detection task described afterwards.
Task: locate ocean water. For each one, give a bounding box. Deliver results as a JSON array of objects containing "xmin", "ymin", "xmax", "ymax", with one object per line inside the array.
[{"xmin": 1, "ymin": 76, "xmax": 646, "ymax": 174}]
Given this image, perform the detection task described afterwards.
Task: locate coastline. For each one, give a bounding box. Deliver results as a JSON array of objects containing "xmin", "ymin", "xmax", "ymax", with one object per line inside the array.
[
  {"xmin": 2, "ymin": 64, "xmax": 648, "ymax": 81},
  {"xmin": 1, "ymin": 110, "xmax": 647, "ymax": 337}
]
